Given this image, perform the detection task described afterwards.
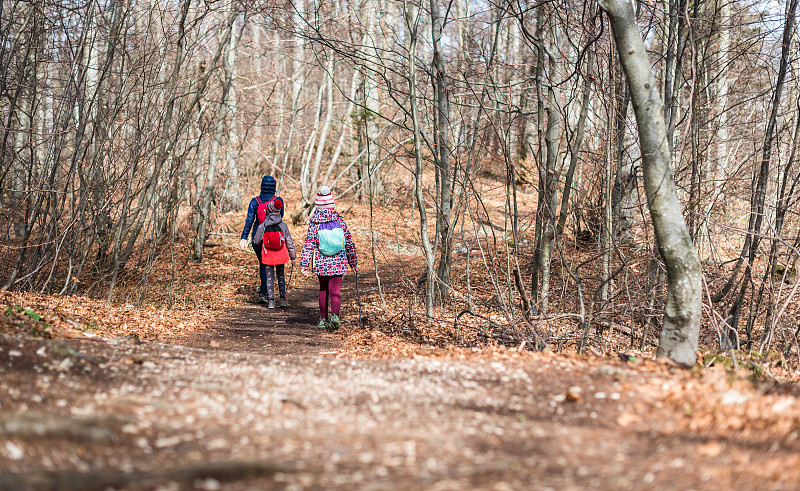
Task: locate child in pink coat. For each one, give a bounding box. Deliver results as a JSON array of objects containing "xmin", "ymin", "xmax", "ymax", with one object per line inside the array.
[{"xmin": 300, "ymin": 187, "xmax": 357, "ymax": 330}]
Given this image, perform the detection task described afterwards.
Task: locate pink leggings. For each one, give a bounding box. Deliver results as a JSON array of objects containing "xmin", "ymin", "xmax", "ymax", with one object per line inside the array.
[{"xmin": 318, "ymin": 275, "xmax": 342, "ymax": 319}]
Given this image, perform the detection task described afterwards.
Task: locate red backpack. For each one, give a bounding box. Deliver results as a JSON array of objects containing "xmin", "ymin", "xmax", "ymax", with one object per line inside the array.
[
  {"xmin": 262, "ymin": 223, "xmax": 284, "ymax": 252},
  {"xmin": 253, "ymin": 197, "xmax": 275, "ymax": 244},
  {"xmin": 255, "ymin": 197, "xmax": 274, "ymax": 224}
]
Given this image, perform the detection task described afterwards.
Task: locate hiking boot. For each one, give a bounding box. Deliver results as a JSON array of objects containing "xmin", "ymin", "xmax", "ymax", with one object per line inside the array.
[
  {"xmin": 267, "ymin": 299, "xmax": 275, "ymax": 309},
  {"xmin": 329, "ymin": 314, "xmax": 341, "ymax": 331},
  {"xmin": 317, "ymin": 318, "xmax": 328, "ymax": 330},
  {"xmin": 258, "ymin": 294, "xmax": 268, "ymax": 304},
  {"xmin": 279, "ymin": 298, "xmax": 287, "ymax": 308}
]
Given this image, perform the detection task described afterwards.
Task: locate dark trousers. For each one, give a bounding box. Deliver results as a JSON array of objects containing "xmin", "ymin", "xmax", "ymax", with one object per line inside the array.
[
  {"xmin": 253, "ymin": 242, "xmax": 286, "ymax": 299},
  {"xmin": 252, "ymin": 242, "xmax": 268, "ymax": 295},
  {"xmin": 266, "ymin": 264, "xmax": 286, "ymax": 300}
]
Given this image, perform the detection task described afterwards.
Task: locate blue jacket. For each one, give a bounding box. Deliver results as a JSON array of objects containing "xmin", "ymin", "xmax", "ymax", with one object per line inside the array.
[{"xmin": 240, "ymin": 176, "xmax": 284, "ymax": 240}]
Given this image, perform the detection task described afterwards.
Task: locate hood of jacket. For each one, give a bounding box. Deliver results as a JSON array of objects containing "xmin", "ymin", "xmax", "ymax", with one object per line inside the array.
[
  {"xmin": 260, "ymin": 176, "xmax": 276, "ymax": 198},
  {"xmin": 263, "ymin": 211, "xmax": 283, "ymax": 227},
  {"xmin": 310, "ymin": 208, "xmax": 340, "ymax": 225}
]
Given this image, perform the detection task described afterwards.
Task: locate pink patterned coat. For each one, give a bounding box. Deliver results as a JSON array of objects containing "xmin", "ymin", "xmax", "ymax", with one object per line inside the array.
[{"xmin": 300, "ymin": 208, "xmax": 357, "ymax": 276}]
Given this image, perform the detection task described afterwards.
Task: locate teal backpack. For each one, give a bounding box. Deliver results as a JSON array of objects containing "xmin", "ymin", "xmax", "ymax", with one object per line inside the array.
[{"xmin": 318, "ymin": 221, "xmax": 345, "ymax": 256}]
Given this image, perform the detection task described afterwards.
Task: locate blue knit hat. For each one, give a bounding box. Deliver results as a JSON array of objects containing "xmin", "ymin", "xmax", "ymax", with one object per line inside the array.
[{"xmin": 261, "ymin": 176, "xmax": 276, "ymax": 197}]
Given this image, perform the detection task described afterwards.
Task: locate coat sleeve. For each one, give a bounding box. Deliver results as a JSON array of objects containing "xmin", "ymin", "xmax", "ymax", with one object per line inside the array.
[
  {"xmin": 300, "ymin": 223, "xmax": 318, "ymax": 269},
  {"xmin": 282, "ymin": 223, "xmax": 296, "ymax": 261},
  {"xmin": 240, "ymin": 198, "xmax": 258, "ymax": 240},
  {"xmin": 341, "ymin": 219, "xmax": 357, "ymax": 270}
]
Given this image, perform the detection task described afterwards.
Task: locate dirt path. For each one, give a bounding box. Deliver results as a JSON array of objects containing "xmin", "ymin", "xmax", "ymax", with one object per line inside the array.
[
  {"xmin": 182, "ymin": 283, "xmax": 341, "ymax": 357},
  {"xmin": 2, "ymin": 278, "xmax": 800, "ymax": 490}
]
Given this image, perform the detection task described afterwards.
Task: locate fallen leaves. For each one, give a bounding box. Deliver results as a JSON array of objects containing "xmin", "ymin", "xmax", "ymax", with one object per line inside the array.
[
  {"xmin": 566, "ymin": 386, "xmax": 583, "ymax": 402},
  {"xmin": 0, "ymin": 290, "xmax": 210, "ymax": 343},
  {"xmin": 697, "ymin": 441, "xmax": 723, "ymax": 457},
  {"xmin": 616, "ymin": 412, "xmax": 639, "ymax": 427}
]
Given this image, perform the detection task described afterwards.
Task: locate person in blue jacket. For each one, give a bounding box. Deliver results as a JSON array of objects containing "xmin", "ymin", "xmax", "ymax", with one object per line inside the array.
[{"xmin": 239, "ymin": 175, "xmax": 284, "ymax": 303}]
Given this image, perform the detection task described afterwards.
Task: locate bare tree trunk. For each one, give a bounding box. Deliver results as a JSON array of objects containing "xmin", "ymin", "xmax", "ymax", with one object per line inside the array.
[
  {"xmin": 537, "ymin": 13, "xmax": 563, "ymax": 316},
  {"xmin": 601, "ymin": 67, "xmax": 614, "ymax": 311},
  {"xmin": 311, "ymin": 57, "xmax": 334, "ymax": 189},
  {"xmin": 530, "ymin": 7, "xmax": 546, "ymax": 310},
  {"xmin": 760, "ymin": 105, "xmax": 800, "ymax": 351},
  {"xmin": 430, "ymin": 0, "xmax": 453, "ymax": 305},
  {"xmin": 718, "ymin": 0, "xmax": 798, "ymax": 346},
  {"xmin": 194, "ymin": 0, "xmax": 242, "ymax": 261},
  {"xmin": 221, "ymin": 37, "xmax": 243, "ymax": 214},
  {"xmin": 601, "ymin": 0, "xmax": 703, "ymax": 365},
  {"xmin": 556, "ymin": 43, "xmax": 594, "ymax": 238},
  {"xmin": 712, "ymin": 0, "xmax": 731, "ymax": 205},
  {"xmin": 404, "ymin": 0, "xmax": 435, "ymax": 320},
  {"xmin": 610, "ymin": 85, "xmax": 635, "ymax": 245}
]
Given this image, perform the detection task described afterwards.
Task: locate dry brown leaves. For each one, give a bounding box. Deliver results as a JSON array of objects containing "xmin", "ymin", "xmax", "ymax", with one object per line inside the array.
[{"xmin": 0, "ymin": 289, "xmax": 210, "ymax": 342}]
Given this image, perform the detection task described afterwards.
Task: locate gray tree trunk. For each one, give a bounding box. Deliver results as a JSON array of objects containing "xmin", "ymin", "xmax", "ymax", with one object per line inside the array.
[
  {"xmin": 430, "ymin": 0, "xmax": 453, "ymax": 304},
  {"xmin": 404, "ymin": 0, "xmax": 436, "ymax": 320},
  {"xmin": 716, "ymin": 0, "xmax": 797, "ymax": 344},
  {"xmin": 193, "ymin": 0, "xmax": 242, "ymax": 261},
  {"xmin": 220, "ymin": 12, "xmax": 243, "ymax": 214},
  {"xmin": 601, "ymin": 0, "xmax": 703, "ymax": 365}
]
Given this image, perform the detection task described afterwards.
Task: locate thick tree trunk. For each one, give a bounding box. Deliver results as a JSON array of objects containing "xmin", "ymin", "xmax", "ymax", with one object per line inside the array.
[{"xmin": 601, "ymin": 0, "xmax": 703, "ymax": 365}]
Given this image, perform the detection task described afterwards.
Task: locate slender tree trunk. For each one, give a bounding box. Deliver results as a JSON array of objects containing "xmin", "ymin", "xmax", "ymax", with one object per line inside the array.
[
  {"xmin": 404, "ymin": 1, "xmax": 436, "ymax": 320},
  {"xmin": 530, "ymin": 7, "xmax": 546, "ymax": 309},
  {"xmin": 430, "ymin": 0, "xmax": 453, "ymax": 304},
  {"xmin": 221, "ymin": 32, "xmax": 243, "ymax": 214},
  {"xmin": 713, "ymin": 0, "xmax": 731, "ymax": 206},
  {"xmin": 194, "ymin": 0, "xmax": 242, "ymax": 261},
  {"xmin": 557, "ymin": 42, "xmax": 594, "ymax": 238},
  {"xmin": 601, "ymin": 0, "xmax": 703, "ymax": 365},
  {"xmin": 719, "ymin": 0, "xmax": 798, "ymax": 346}
]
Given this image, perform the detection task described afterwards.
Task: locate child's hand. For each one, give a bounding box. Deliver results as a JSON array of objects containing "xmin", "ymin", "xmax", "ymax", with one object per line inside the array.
[
  {"xmin": 239, "ymin": 239, "xmax": 248, "ymax": 250},
  {"xmin": 301, "ymin": 269, "xmax": 310, "ymax": 277}
]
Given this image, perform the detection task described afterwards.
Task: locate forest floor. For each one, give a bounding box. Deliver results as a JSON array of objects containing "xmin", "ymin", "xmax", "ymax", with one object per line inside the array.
[
  {"xmin": 3, "ymin": 196, "xmax": 800, "ymax": 489},
  {"xmin": 3, "ymin": 268, "xmax": 800, "ymax": 490}
]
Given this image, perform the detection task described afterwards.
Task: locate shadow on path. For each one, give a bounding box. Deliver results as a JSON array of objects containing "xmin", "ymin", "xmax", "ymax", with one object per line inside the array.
[{"xmin": 182, "ymin": 283, "xmax": 340, "ymax": 357}]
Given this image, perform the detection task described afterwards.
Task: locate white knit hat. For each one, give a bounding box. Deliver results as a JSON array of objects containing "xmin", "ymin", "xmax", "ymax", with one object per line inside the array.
[{"xmin": 315, "ymin": 186, "xmax": 335, "ymax": 209}]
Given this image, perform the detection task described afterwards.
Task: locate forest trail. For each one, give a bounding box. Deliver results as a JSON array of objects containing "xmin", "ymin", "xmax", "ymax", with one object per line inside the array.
[
  {"xmin": 181, "ymin": 259, "xmax": 377, "ymax": 358},
  {"xmin": 182, "ymin": 282, "xmax": 341, "ymax": 357},
  {"xmin": 3, "ymin": 269, "xmax": 800, "ymax": 490},
  {"xmin": 4, "ymin": 323, "xmax": 799, "ymax": 490}
]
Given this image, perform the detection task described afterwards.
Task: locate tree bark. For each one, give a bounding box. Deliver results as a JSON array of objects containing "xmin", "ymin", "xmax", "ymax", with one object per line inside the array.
[
  {"xmin": 718, "ymin": 0, "xmax": 797, "ymax": 345},
  {"xmin": 601, "ymin": 0, "xmax": 703, "ymax": 365},
  {"xmin": 430, "ymin": 0, "xmax": 453, "ymax": 305},
  {"xmin": 404, "ymin": 0, "xmax": 436, "ymax": 320},
  {"xmin": 193, "ymin": 0, "xmax": 242, "ymax": 261}
]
